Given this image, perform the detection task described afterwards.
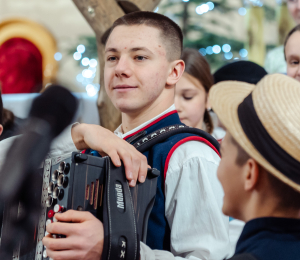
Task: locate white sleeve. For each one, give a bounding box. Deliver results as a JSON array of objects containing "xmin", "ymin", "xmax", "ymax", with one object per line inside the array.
[
  {"xmin": 140, "ymin": 141, "xmax": 230, "ymax": 260},
  {"xmin": 47, "ymin": 123, "xmax": 79, "ymax": 158},
  {"xmin": 0, "ymin": 124, "xmax": 78, "ymax": 170}
]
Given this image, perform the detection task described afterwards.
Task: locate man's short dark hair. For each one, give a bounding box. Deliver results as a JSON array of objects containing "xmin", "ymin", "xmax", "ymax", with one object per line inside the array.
[
  {"xmin": 107, "ymin": 11, "xmax": 183, "ymax": 61},
  {"xmin": 230, "ymin": 135, "xmax": 300, "ymax": 210}
]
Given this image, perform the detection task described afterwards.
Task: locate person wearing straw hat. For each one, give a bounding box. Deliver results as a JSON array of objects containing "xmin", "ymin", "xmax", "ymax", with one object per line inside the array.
[
  {"xmin": 209, "ymin": 73, "xmax": 300, "ymax": 260},
  {"xmin": 212, "ymin": 61, "xmax": 268, "ymax": 256}
]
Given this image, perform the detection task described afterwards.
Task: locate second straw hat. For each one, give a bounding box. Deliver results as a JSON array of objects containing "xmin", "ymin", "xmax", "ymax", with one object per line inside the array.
[{"xmin": 209, "ymin": 74, "xmax": 300, "ymax": 191}]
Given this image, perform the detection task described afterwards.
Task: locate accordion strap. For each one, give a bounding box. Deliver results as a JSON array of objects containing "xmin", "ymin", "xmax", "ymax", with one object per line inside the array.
[
  {"xmin": 132, "ymin": 124, "xmax": 220, "ymax": 154},
  {"xmin": 102, "ymin": 159, "xmax": 140, "ymax": 260}
]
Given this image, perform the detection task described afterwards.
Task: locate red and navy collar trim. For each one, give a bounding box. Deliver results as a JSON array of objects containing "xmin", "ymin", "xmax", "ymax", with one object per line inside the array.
[{"xmin": 123, "ymin": 110, "xmax": 177, "ymax": 140}]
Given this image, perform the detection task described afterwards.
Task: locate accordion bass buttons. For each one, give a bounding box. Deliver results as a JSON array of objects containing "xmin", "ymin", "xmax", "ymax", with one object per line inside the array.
[
  {"xmin": 46, "ymin": 196, "xmax": 53, "ymax": 207},
  {"xmin": 53, "ymin": 187, "xmax": 64, "ymax": 200},
  {"xmin": 52, "ymin": 170, "xmax": 59, "ymax": 181},
  {"xmin": 59, "ymin": 161, "xmax": 70, "ymax": 174},
  {"xmin": 48, "ymin": 182, "xmax": 54, "ymax": 193},
  {"xmin": 58, "ymin": 175, "xmax": 68, "ymax": 188}
]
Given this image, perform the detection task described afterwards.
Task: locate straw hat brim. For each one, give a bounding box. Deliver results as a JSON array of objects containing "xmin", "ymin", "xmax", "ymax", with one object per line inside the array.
[{"xmin": 210, "ymin": 81, "xmax": 300, "ymax": 192}]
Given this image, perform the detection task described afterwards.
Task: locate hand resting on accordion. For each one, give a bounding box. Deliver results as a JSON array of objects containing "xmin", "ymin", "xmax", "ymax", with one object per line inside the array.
[
  {"xmin": 71, "ymin": 123, "xmax": 148, "ymax": 187},
  {"xmin": 43, "ymin": 210, "xmax": 104, "ymax": 260}
]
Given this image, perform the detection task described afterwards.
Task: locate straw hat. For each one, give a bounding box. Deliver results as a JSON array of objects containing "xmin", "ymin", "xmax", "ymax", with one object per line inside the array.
[{"xmin": 209, "ymin": 74, "xmax": 300, "ymax": 192}]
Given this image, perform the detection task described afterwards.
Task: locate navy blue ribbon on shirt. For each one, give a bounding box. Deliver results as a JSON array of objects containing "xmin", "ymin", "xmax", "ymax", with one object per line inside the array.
[{"xmin": 237, "ymin": 93, "xmax": 300, "ymax": 185}]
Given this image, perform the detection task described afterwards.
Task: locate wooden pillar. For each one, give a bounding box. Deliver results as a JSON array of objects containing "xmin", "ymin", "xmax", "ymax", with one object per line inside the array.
[
  {"xmin": 277, "ymin": 2, "xmax": 295, "ymax": 45},
  {"xmin": 246, "ymin": 5, "xmax": 265, "ymax": 66},
  {"xmin": 72, "ymin": 0, "xmax": 161, "ymax": 131}
]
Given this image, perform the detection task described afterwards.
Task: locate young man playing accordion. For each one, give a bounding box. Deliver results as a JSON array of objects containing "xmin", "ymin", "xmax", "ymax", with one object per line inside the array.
[{"xmin": 1, "ymin": 11, "xmax": 230, "ymax": 260}]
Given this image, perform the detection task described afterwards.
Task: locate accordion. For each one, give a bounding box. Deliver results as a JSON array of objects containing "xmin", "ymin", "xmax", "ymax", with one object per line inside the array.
[{"xmin": 0, "ymin": 152, "xmax": 159, "ymax": 260}]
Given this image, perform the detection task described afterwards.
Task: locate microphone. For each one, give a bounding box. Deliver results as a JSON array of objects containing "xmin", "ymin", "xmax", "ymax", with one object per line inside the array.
[{"xmin": 0, "ymin": 85, "xmax": 77, "ymax": 258}]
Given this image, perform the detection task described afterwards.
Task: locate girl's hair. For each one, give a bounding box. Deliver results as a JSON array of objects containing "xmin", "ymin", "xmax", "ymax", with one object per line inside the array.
[
  {"xmin": 181, "ymin": 48, "xmax": 214, "ymax": 134},
  {"xmin": 284, "ymin": 24, "xmax": 300, "ymax": 60},
  {"xmin": 0, "ymin": 91, "xmax": 14, "ymax": 128}
]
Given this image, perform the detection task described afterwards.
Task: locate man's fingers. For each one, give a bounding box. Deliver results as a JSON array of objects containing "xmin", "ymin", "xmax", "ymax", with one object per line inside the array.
[
  {"xmin": 46, "ymin": 248, "xmax": 82, "ymax": 260},
  {"xmin": 118, "ymin": 151, "xmax": 135, "ymax": 184},
  {"xmin": 138, "ymin": 154, "xmax": 148, "ymax": 183},
  {"xmin": 107, "ymin": 150, "xmax": 121, "ymax": 167},
  {"xmin": 53, "ymin": 210, "xmax": 94, "ymax": 223},
  {"xmin": 46, "ymin": 222, "xmax": 79, "ymax": 236},
  {"xmin": 43, "ymin": 236, "xmax": 79, "ymax": 251}
]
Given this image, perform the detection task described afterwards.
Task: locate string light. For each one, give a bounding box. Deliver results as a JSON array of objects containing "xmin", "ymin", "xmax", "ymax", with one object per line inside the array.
[
  {"xmin": 224, "ymin": 52, "xmax": 233, "ymax": 60},
  {"xmin": 207, "ymin": 2, "xmax": 214, "ymax": 10},
  {"xmin": 238, "ymin": 7, "xmax": 247, "ymax": 16},
  {"xmin": 89, "ymin": 59, "xmax": 98, "ymax": 68},
  {"xmin": 195, "ymin": 2, "xmax": 214, "ymax": 15},
  {"xmin": 244, "ymin": 0, "xmax": 263, "ymax": 7},
  {"xmin": 199, "ymin": 48, "xmax": 206, "ymax": 56},
  {"xmin": 81, "ymin": 57, "xmax": 90, "ymax": 66},
  {"xmin": 82, "ymin": 69, "xmax": 94, "ymax": 78},
  {"xmin": 212, "ymin": 45, "xmax": 221, "ymax": 54},
  {"xmin": 239, "ymin": 49, "xmax": 248, "ymax": 58},
  {"xmin": 206, "ymin": 46, "xmax": 213, "ymax": 55},
  {"xmin": 54, "ymin": 52, "xmax": 62, "ymax": 61},
  {"xmin": 222, "ymin": 44, "xmax": 231, "ymax": 53},
  {"xmin": 86, "ymin": 84, "xmax": 100, "ymax": 97},
  {"xmin": 73, "ymin": 52, "xmax": 82, "ymax": 61},
  {"xmin": 77, "ymin": 45, "xmax": 86, "ymax": 54}
]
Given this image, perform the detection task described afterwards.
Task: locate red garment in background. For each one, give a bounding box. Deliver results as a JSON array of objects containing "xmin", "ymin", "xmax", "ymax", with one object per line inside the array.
[{"xmin": 0, "ymin": 37, "xmax": 43, "ymax": 94}]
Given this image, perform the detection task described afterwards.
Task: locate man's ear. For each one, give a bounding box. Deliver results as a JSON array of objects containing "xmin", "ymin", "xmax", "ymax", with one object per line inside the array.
[
  {"xmin": 244, "ymin": 159, "xmax": 260, "ymax": 191},
  {"xmin": 0, "ymin": 124, "xmax": 3, "ymax": 136},
  {"xmin": 166, "ymin": 59, "xmax": 185, "ymax": 86}
]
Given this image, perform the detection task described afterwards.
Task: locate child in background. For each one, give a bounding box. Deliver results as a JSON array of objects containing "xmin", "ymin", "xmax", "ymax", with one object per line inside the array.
[
  {"xmin": 284, "ymin": 24, "xmax": 300, "ymax": 82},
  {"xmin": 175, "ymin": 48, "xmax": 223, "ymax": 139}
]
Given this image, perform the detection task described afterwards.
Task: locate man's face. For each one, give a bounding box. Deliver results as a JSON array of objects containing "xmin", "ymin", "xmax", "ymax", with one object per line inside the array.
[
  {"xmin": 104, "ymin": 25, "xmax": 172, "ymax": 115},
  {"xmin": 288, "ymin": 0, "xmax": 300, "ymax": 24},
  {"xmin": 217, "ymin": 133, "xmax": 246, "ymax": 220},
  {"xmin": 286, "ymin": 31, "xmax": 300, "ymax": 82}
]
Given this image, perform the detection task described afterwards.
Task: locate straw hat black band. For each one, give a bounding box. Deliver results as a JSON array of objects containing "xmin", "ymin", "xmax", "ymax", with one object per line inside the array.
[{"xmin": 238, "ymin": 93, "xmax": 300, "ymax": 185}]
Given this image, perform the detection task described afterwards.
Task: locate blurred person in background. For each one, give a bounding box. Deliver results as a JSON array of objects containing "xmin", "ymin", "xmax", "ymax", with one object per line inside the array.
[
  {"xmin": 0, "ymin": 89, "xmax": 25, "ymax": 141},
  {"xmin": 175, "ymin": 48, "xmax": 224, "ymax": 140},
  {"xmin": 265, "ymin": 0, "xmax": 300, "ymax": 74},
  {"xmin": 284, "ymin": 24, "xmax": 300, "ymax": 82}
]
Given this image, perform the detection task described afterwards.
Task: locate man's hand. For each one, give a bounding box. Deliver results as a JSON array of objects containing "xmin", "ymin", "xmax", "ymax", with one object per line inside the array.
[
  {"xmin": 43, "ymin": 210, "xmax": 103, "ymax": 260},
  {"xmin": 71, "ymin": 123, "xmax": 147, "ymax": 186}
]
